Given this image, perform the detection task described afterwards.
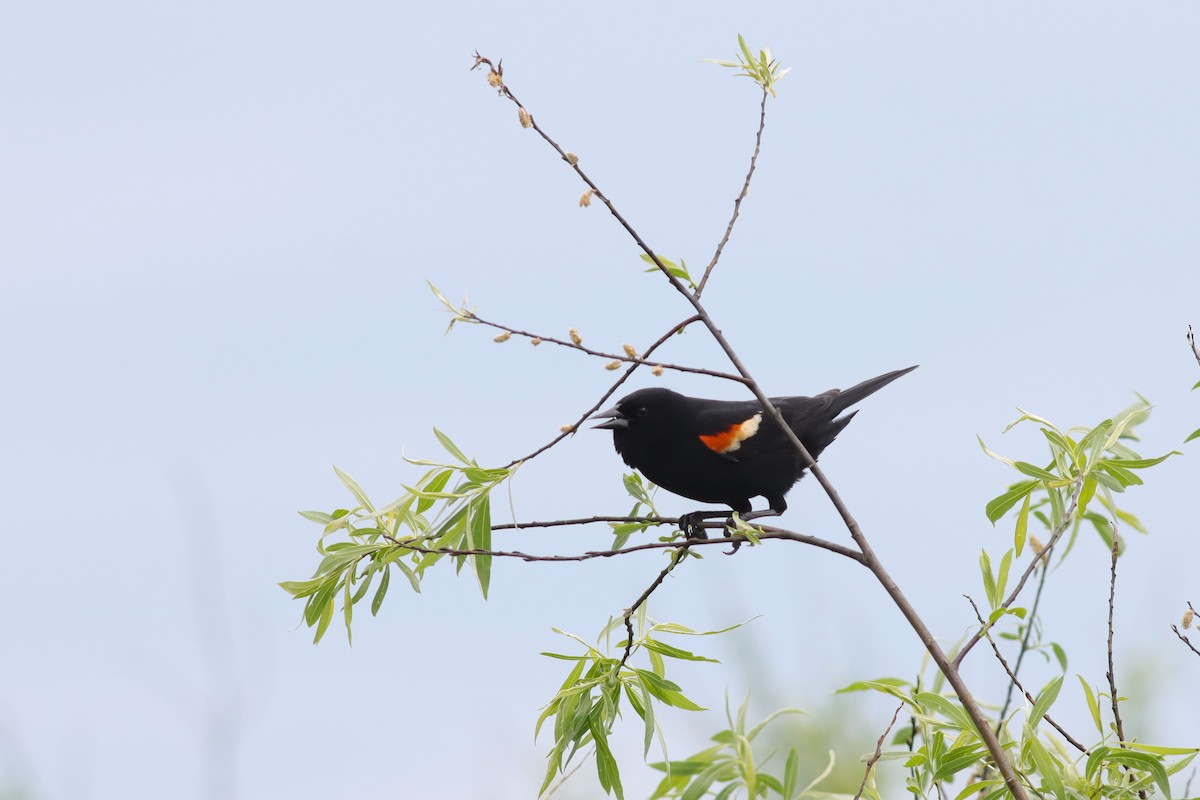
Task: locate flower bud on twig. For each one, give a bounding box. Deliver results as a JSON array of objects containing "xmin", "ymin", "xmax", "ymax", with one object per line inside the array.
[
  {"xmin": 568, "ymin": 327, "xmax": 582, "ymax": 345},
  {"xmin": 565, "ymin": 152, "xmax": 579, "ymax": 165},
  {"xmin": 530, "ymin": 337, "xmax": 542, "ymax": 346},
  {"xmin": 605, "ymin": 361, "xmax": 621, "ymax": 371},
  {"xmin": 579, "ymin": 190, "xmax": 593, "ymax": 208},
  {"xmin": 493, "ymin": 331, "xmax": 512, "ymax": 343},
  {"xmin": 1184, "ymin": 608, "xmax": 1195, "ymax": 630},
  {"xmin": 487, "ymin": 70, "xmax": 502, "ymax": 88},
  {"xmin": 623, "ymin": 343, "xmax": 638, "ymax": 358},
  {"xmin": 518, "ymin": 107, "xmax": 532, "ymax": 128},
  {"xmin": 651, "ymin": 365, "xmax": 664, "ymax": 377}
]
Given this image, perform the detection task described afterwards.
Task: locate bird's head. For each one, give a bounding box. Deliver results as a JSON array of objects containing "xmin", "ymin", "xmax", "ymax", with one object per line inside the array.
[{"xmin": 590, "ymin": 388, "xmax": 685, "ymax": 449}]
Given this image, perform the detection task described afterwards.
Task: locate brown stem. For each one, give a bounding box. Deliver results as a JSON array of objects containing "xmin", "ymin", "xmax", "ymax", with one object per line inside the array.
[
  {"xmin": 965, "ymin": 595, "xmax": 1088, "ymax": 754},
  {"xmin": 1189, "ymin": 325, "xmax": 1200, "ymax": 368},
  {"xmin": 619, "ymin": 550, "xmax": 686, "ymax": 668},
  {"xmin": 694, "ymin": 88, "xmax": 769, "ymax": 298},
  {"xmin": 1106, "ymin": 528, "xmax": 1130, "ymax": 744},
  {"xmin": 468, "ymin": 311, "xmax": 744, "ymax": 383},
  {"xmin": 854, "ymin": 702, "xmax": 904, "ymax": 800}
]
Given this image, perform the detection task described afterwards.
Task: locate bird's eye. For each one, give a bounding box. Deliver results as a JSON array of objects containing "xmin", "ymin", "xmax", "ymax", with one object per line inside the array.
[{"xmin": 636, "ymin": 407, "xmax": 649, "ymax": 417}]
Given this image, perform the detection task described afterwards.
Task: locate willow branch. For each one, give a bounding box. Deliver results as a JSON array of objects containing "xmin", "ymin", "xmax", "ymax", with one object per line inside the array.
[
  {"xmin": 466, "ymin": 311, "xmax": 744, "ymax": 383},
  {"xmin": 1106, "ymin": 528, "xmax": 1131, "ymax": 747},
  {"xmin": 953, "ymin": 483, "xmax": 1082, "ymax": 667},
  {"xmin": 1189, "ymin": 325, "xmax": 1200, "ymax": 368},
  {"xmin": 965, "ymin": 596, "xmax": 1088, "ymax": 754},
  {"xmin": 620, "ymin": 550, "xmax": 687, "ymax": 668},
  {"xmin": 854, "ymin": 702, "xmax": 904, "ymax": 800},
  {"xmin": 694, "ymin": 88, "xmax": 769, "ymax": 298},
  {"xmin": 382, "ymin": 521, "xmax": 864, "ymax": 564}
]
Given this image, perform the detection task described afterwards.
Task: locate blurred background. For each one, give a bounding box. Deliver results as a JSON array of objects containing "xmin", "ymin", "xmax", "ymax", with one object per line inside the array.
[{"xmin": 2, "ymin": 2, "xmax": 1198, "ymax": 798}]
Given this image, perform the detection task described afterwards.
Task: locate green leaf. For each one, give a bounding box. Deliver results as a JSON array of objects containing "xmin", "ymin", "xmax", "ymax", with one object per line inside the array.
[
  {"xmin": 933, "ymin": 744, "xmax": 989, "ymax": 782},
  {"xmin": 995, "ymin": 549, "xmax": 1012, "ymax": 606},
  {"xmin": 433, "ymin": 427, "xmax": 473, "ymax": 466},
  {"xmin": 298, "ymin": 509, "xmax": 334, "ymax": 524},
  {"xmin": 1104, "ymin": 452, "xmax": 1180, "ymax": 469},
  {"xmin": 642, "ymin": 638, "xmax": 718, "ymax": 663},
  {"xmin": 416, "ymin": 469, "xmax": 453, "ymax": 514},
  {"xmin": 985, "ymin": 481, "xmax": 1038, "ymax": 524},
  {"xmin": 980, "ymin": 551, "xmax": 997, "ymax": 609},
  {"xmin": 1185, "ymin": 427, "xmax": 1200, "ymax": 443},
  {"xmin": 1078, "ymin": 675, "xmax": 1101, "ymax": 733},
  {"xmin": 1028, "ymin": 675, "xmax": 1063, "ymax": 729},
  {"xmin": 1014, "ymin": 461, "xmax": 1058, "ymax": 481},
  {"xmin": 1014, "ymin": 492, "xmax": 1031, "ymax": 557},
  {"xmin": 333, "ymin": 466, "xmax": 373, "ymax": 513},
  {"xmin": 782, "ymin": 749, "xmax": 799, "ymax": 800},
  {"xmin": 590, "ymin": 709, "xmax": 624, "ymax": 800},
  {"xmin": 468, "ymin": 495, "xmax": 492, "ymax": 599},
  {"xmin": 370, "ymin": 565, "xmax": 391, "ymax": 615},
  {"xmin": 913, "ymin": 693, "xmax": 975, "ymax": 732},
  {"xmin": 1025, "ymin": 734, "xmax": 1064, "ymax": 798}
]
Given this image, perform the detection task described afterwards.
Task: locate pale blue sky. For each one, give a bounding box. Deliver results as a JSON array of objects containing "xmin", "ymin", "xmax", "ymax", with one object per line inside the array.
[{"xmin": 3, "ymin": 3, "xmax": 1199, "ymax": 798}]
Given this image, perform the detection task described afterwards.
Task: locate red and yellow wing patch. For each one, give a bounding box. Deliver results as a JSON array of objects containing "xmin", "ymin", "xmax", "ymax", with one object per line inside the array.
[{"xmin": 698, "ymin": 413, "xmax": 762, "ymax": 454}]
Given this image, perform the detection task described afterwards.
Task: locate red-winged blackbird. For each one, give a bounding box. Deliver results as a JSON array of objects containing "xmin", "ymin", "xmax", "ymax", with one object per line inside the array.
[{"xmin": 592, "ymin": 365, "xmax": 917, "ymax": 535}]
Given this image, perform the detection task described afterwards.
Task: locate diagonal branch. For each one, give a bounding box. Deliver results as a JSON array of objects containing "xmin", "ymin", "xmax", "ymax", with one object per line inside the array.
[
  {"xmin": 965, "ymin": 595, "xmax": 1088, "ymax": 754},
  {"xmin": 1189, "ymin": 325, "xmax": 1200, "ymax": 368},
  {"xmin": 854, "ymin": 702, "xmax": 904, "ymax": 800},
  {"xmin": 695, "ymin": 88, "xmax": 769, "ymax": 298},
  {"xmin": 502, "ymin": 314, "xmax": 701, "ymax": 468},
  {"xmin": 620, "ymin": 549, "xmax": 687, "ymax": 668}
]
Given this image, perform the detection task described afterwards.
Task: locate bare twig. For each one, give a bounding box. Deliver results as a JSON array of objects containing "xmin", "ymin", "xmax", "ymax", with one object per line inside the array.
[
  {"xmin": 502, "ymin": 314, "xmax": 701, "ymax": 468},
  {"xmin": 1172, "ymin": 601, "xmax": 1200, "ymax": 660},
  {"xmin": 695, "ymin": 88, "xmax": 769, "ymax": 298},
  {"xmin": 468, "ymin": 311, "xmax": 744, "ymax": 383},
  {"xmin": 854, "ymin": 702, "xmax": 904, "ymax": 800},
  {"xmin": 996, "ymin": 544, "xmax": 1052, "ymax": 726},
  {"xmin": 620, "ymin": 550, "xmax": 687, "ymax": 667},
  {"xmin": 954, "ymin": 483, "xmax": 1082, "ymax": 668},
  {"xmin": 1106, "ymin": 529, "xmax": 1130, "ymax": 745},
  {"xmin": 965, "ymin": 596, "xmax": 1088, "ymax": 754},
  {"xmin": 1189, "ymin": 325, "xmax": 1200, "ymax": 368}
]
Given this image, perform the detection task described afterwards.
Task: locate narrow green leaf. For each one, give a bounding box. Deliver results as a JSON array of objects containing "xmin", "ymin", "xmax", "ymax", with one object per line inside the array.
[
  {"xmin": 1028, "ymin": 675, "xmax": 1063, "ymax": 729},
  {"xmin": 1185, "ymin": 427, "xmax": 1200, "ymax": 444},
  {"xmin": 782, "ymin": 748, "xmax": 799, "ymax": 800},
  {"xmin": 996, "ymin": 549, "xmax": 1012, "ymax": 605},
  {"xmin": 299, "ymin": 509, "xmax": 334, "ymax": 524},
  {"xmin": 433, "ymin": 427, "xmax": 473, "ymax": 466},
  {"xmin": 977, "ymin": 435, "xmax": 1016, "ymax": 467},
  {"xmin": 980, "ymin": 551, "xmax": 998, "ymax": 609},
  {"xmin": 1105, "ymin": 452, "xmax": 1181, "ymax": 469},
  {"xmin": 914, "ymin": 693, "xmax": 975, "ymax": 732},
  {"xmin": 468, "ymin": 495, "xmax": 492, "ymax": 599},
  {"xmin": 1014, "ymin": 461, "xmax": 1058, "ymax": 481},
  {"xmin": 313, "ymin": 589, "xmax": 335, "ymax": 643},
  {"xmin": 1025, "ymin": 734, "xmax": 1064, "ymax": 798},
  {"xmin": 1014, "ymin": 492, "xmax": 1031, "ymax": 556},
  {"xmin": 933, "ymin": 744, "xmax": 989, "ymax": 782},
  {"xmin": 416, "ymin": 469, "xmax": 453, "ymax": 514},
  {"xmin": 985, "ymin": 481, "xmax": 1038, "ymax": 524},
  {"xmin": 333, "ymin": 466, "xmax": 374, "ymax": 513},
  {"xmin": 1077, "ymin": 676, "xmax": 1102, "ymax": 734},
  {"xmin": 371, "ymin": 565, "xmax": 391, "ymax": 616},
  {"xmin": 642, "ymin": 638, "xmax": 718, "ymax": 663}
]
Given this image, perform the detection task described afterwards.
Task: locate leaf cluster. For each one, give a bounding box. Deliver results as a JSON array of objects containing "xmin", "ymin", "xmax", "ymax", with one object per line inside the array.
[{"xmin": 279, "ymin": 429, "xmax": 513, "ymax": 642}]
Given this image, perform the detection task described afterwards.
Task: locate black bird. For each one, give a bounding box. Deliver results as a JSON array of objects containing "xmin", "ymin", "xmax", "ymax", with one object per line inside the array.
[{"xmin": 591, "ymin": 365, "xmax": 917, "ymax": 536}]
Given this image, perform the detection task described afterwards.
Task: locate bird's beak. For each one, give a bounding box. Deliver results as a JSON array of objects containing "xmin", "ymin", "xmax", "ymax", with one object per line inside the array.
[{"xmin": 589, "ymin": 405, "xmax": 628, "ymax": 430}]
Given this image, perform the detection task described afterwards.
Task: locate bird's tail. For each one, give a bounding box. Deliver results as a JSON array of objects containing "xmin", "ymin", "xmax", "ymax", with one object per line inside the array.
[{"xmin": 828, "ymin": 365, "xmax": 918, "ymax": 417}]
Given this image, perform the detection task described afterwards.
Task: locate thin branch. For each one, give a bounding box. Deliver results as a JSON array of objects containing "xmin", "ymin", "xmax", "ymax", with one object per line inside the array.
[
  {"xmin": 502, "ymin": 314, "xmax": 701, "ymax": 468},
  {"xmin": 1106, "ymin": 528, "xmax": 1130, "ymax": 746},
  {"xmin": 381, "ymin": 521, "xmax": 865, "ymax": 564},
  {"xmin": 965, "ymin": 596, "xmax": 1088, "ymax": 754},
  {"xmin": 473, "ymin": 51, "xmax": 1029, "ymax": 800},
  {"xmin": 1189, "ymin": 325, "xmax": 1200, "ymax": 368},
  {"xmin": 954, "ymin": 483, "xmax": 1082, "ymax": 668},
  {"xmin": 467, "ymin": 311, "xmax": 744, "ymax": 383},
  {"xmin": 1171, "ymin": 601, "xmax": 1200, "ymax": 660},
  {"xmin": 620, "ymin": 550, "xmax": 687, "ymax": 668},
  {"xmin": 854, "ymin": 702, "xmax": 904, "ymax": 800},
  {"xmin": 996, "ymin": 543, "xmax": 1052, "ymax": 725},
  {"xmin": 694, "ymin": 88, "xmax": 769, "ymax": 298}
]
